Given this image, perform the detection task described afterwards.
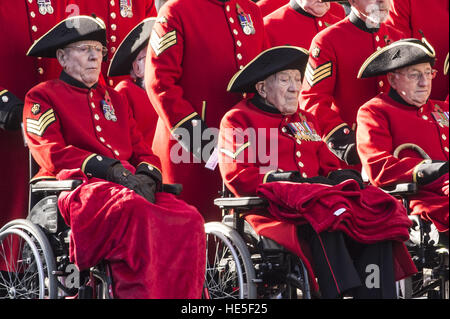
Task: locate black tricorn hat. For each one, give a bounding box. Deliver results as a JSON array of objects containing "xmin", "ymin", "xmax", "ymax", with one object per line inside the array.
[
  {"xmin": 27, "ymin": 15, "xmax": 107, "ymax": 58},
  {"xmin": 358, "ymin": 38, "xmax": 436, "ymax": 78},
  {"xmin": 227, "ymin": 46, "xmax": 309, "ymax": 93},
  {"xmin": 107, "ymin": 17, "xmax": 156, "ymax": 77}
]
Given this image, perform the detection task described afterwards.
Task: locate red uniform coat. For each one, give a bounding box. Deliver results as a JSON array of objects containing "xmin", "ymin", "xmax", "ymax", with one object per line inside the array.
[
  {"xmin": 219, "ymin": 98, "xmax": 415, "ymax": 291},
  {"xmin": 257, "ymin": 0, "xmax": 346, "ymax": 18},
  {"xmin": 357, "ymin": 92, "xmax": 449, "ymax": 233},
  {"xmin": 146, "ymin": 0, "xmax": 267, "ymax": 221},
  {"xmin": 0, "ymin": 2, "xmax": 74, "ymax": 231},
  {"xmin": 386, "ymin": 0, "xmax": 449, "ymax": 100},
  {"xmin": 218, "ymin": 98, "xmax": 340, "ymax": 196},
  {"xmin": 23, "ymin": 72, "xmax": 205, "ymax": 298},
  {"xmin": 299, "ymin": 13, "xmax": 404, "ymax": 163},
  {"xmin": 115, "ymin": 78, "xmax": 158, "ymax": 150},
  {"xmin": 264, "ymin": 0, "xmax": 343, "ymax": 49},
  {"xmin": 69, "ymin": 0, "xmax": 157, "ymax": 87}
]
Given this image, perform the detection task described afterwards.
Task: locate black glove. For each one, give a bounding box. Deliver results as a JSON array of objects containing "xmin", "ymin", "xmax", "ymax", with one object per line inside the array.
[
  {"xmin": 326, "ymin": 125, "xmax": 360, "ymax": 165},
  {"xmin": 328, "ymin": 169, "xmax": 365, "ymax": 188},
  {"xmin": 266, "ymin": 171, "xmax": 336, "ymax": 186},
  {"xmin": 414, "ymin": 161, "xmax": 449, "ymax": 186},
  {"xmin": 106, "ymin": 163, "xmax": 149, "ymax": 198},
  {"xmin": 135, "ymin": 173, "xmax": 157, "ymax": 203},
  {"xmin": 1, "ymin": 90, "xmax": 23, "ymax": 131}
]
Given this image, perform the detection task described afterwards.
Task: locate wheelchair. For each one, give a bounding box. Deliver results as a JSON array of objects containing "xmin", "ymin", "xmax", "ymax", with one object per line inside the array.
[
  {"xmin": 383, "ymin": 182, "xmax": 449, "ymax": 299},
  {"xmin": 203, "ymin": 184, "xmax": 312, "ymax": 299},
  {"xmin": 0, "ymin": 152, "xmax": 182, "ymax": 299}
]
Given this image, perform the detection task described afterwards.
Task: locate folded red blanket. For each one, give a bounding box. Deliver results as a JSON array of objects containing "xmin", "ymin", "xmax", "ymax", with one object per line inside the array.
[
  {"xmin": 249, "ymin": 180, "xmax": 417, "ymax": 287},
  {"xmin": 256, "ymin": 179, "xmax": 412, "ymax": 243}
]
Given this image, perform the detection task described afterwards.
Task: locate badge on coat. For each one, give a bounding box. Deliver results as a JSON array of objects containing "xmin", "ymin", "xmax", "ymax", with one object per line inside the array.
[
  {"xmin": 236, "ymin": 4, "xmax": 255, "ymax": 36},
  {"xmin": 120, "ymin": 0, "xmax": 133, "ymax": 18},
  {"xmin": 101, "ymin": 91, "xmax": 117, "ymax": 122},
  {"xmin": 31, "ymin": 103, "xmax": 41, "ymax": 115},
  {"xmin": 37, "ymin": 0, "xmax": 54, "ymax": 15},
  {"xmin": 286, "ymin": 116, "xmax": 321, "ymax": 142},
  {"xmin": 432, "ymin": 104, "xmax": 449, "ymax": 127}
]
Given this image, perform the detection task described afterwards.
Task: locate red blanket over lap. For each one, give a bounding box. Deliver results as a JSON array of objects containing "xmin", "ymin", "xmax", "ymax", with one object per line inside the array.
[
  {"xmin": 56, "ymin": 167, "xmax": 206, "ymax": 299},
  {"xmin": 248, "ymin": 180, "xmax": 417, "ymax": 289},
  {"xmin": 256, "ymin": 180, "xmax": 412, "ymax": 243}
]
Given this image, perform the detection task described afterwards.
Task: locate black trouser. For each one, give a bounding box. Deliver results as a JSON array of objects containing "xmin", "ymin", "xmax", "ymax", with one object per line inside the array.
[{"xmin": 297, "ymin": 224, "xmax": 397, "ymax": 299}]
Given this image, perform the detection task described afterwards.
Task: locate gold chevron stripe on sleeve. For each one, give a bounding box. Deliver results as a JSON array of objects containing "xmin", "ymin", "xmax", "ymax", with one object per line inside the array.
[
  {"xmin": 219, "ymin": 142, "xmax": 251, "ymax": 160},
  {"xmin": 26, "ymin": 108, "xmax": 56, "ymax": 136},
  {"xmin": 150, "ymin": 29, "xmax": 177, "ymax": 56},
  {"xmin": 305, "ymin": 61, "xmax": 332, "ymax": 87}
]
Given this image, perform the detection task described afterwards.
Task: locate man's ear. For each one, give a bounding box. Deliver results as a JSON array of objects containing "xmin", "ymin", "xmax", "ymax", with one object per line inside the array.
[
  {"xmin": 56, "ymin": 48, "xmax": 67, "ymax": 68},
  {"xmin": 386, "ymin": 72, "xmax": 397, "ymax": 89},
  {"xmin": 255, "ymin": 81, "xmax": 266, "ymax": 98}
]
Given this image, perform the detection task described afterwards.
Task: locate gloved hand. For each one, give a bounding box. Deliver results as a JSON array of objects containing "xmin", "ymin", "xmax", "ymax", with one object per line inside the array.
[
  {"xmin": 328, "ymin": 169, "xmax": 365, "ymax": 188},
  {"xmin": 415, "ymin": 161, "xmax": 449, "ymax": 186},
  {"xmin": 106, "ymin": 163, "xmax": 151, "ymax": 200},
  {"xmin": 135, "ymin": 173, "xmax": 157, "ymax": 203},
  {"xmin": 1, "ymin": 90, "xmax": 23, "ymax": 131},
  {"xmin": 326, "ymin": 125, "xmax": 360, "ymax": 165}
]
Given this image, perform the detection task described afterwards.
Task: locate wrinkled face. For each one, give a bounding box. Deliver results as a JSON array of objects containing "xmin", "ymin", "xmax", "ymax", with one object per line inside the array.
[
  {"xmin": 297, "ymin": 0, "xmax": 330, "ymax": 17},
  {"xmin": 131, "ymin": 45, "xmax": 148, "ymax": 80},
  {"xmin": 56, "ymin": 40, "xmax": 104, "ymax": 87},
  {"xmin": 350, "ymin": 0, "xmax": 391, "ymax": 25},
  {"xmin": 256, "ymin": 69, "xmax": 302, "ymax": 116},
  {"xmin": 387, "ymin": 63, "xmax": 434, "ymax": 107}
]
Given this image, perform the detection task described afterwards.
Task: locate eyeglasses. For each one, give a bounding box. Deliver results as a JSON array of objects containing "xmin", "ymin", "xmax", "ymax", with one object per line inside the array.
[
  {"xmin": 394, "ymin": 69, "xmax": 437, "ymax": 82},
  {"xmin": 65, "ymin": 44, "xmax": 108, "ymax": 57}
]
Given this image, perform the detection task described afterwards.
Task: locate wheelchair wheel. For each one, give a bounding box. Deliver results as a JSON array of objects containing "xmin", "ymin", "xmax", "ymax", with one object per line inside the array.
[
  {"xmin": 204, "ymin": 222, "xmax": 257, "ymax": 299},
  {"xmin": 0, "ymin": 219, "xmax": 57, "ymax": 299}
]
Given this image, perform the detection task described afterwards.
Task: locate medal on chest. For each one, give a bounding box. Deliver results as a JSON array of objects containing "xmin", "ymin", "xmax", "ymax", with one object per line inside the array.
[
  {"xmin": 236, "ymin": 4, "xmax": 255, "ymax": 36},
  {"xmin": 120, "ymin": 0, "xmax": 133, "ymax": 18},
  {"xmin": 101, "ymin": 91, "xmax": 117, "ymax": 122},
  {"xmin": 286, "ymin": 116, "xmax": 321, "ymax": 142},
  {"xmin": 37, "ymin": 0, "xmax": 54, "ymax": 15},
  {"xmin": 431, "ymin": 104, "xmax": 449, "ymax": 127}
]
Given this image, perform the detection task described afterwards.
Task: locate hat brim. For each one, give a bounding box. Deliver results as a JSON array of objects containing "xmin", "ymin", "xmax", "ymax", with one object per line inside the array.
[
  {"xmin": 358, "ymin": 38, "xmax": 436, "ymax": 78},
  {"xmin": 107, "ymin": 17, "xmax": 156, "ymax": 77},
  {"xmin": 227, "ymin": 46, "xmax": 309, "ymax": 93},
  {"xmin": 27, "ymin": 15, "xmax": 107, "ymax": 58}
]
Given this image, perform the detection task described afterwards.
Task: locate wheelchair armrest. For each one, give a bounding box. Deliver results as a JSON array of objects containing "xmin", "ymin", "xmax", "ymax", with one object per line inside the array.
[
  {"xmin": 382, "ymin": 183, "xmax": 418, "ymax": 196},
  {"xmin": 31, "ymin": 179, "xmax": 83, "ymax": 193},
  {"xmin": 214, "ymin": 196, "xmax": 268, "ymax": 210},
  {"xmin": 161, "ymin": 183, "xmax": 182, "ymax": 195}
]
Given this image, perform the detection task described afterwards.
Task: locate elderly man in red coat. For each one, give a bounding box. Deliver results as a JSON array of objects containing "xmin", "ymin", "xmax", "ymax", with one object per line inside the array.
[
  {"xmin": 145, "ymin": 0, "xmax": 268, "ymax": 222},
  {"xmin": 23, "ymin": 16, "xmax": 205, "ymax": 299},
  {"xmin": 108, "ymin": 18, "xmax": 159, "ymax": 150},
  {"xmin": 299, "ymin": 0, "xmax": 403, "ymax": 168},
  {"xmin": 357, "ymin": 38, "xmax": 449, "ymax": 236},
  {"xmin": 386, "ymin": 0, "xmax": 449, "ymax": 101},
  {"xmin": 264, "ymin": 0, "xmax": 344, "ymax": 49},
  {"xmin": 219, "ymin": 46, "xmax": 416, "ymax": 298}
]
